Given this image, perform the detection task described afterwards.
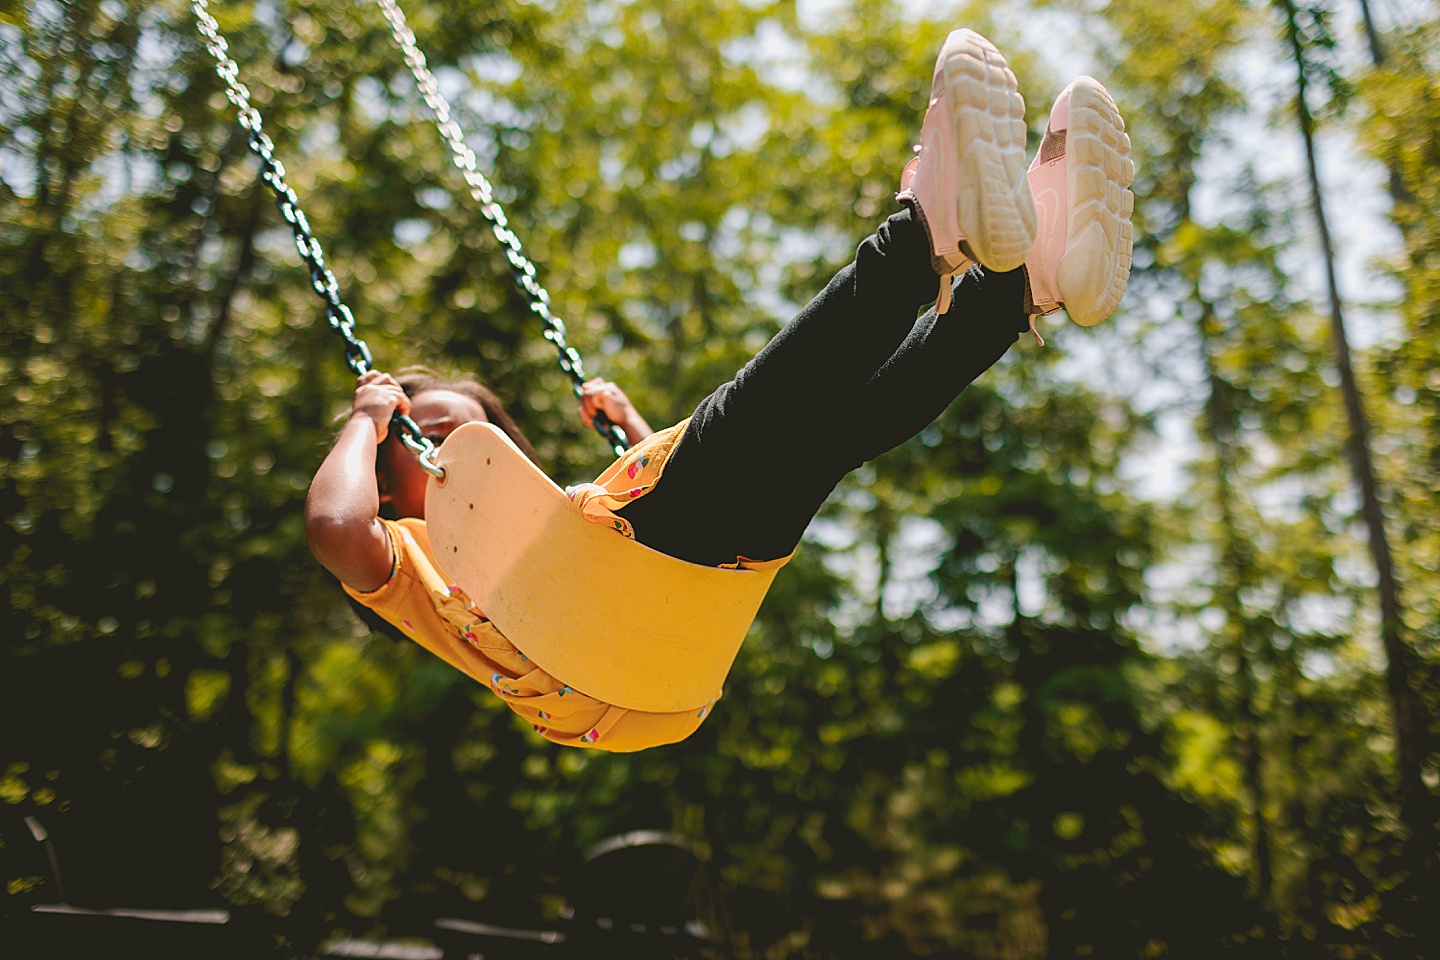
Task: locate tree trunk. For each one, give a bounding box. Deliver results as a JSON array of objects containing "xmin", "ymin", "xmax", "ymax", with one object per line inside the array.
[
  {"xmin": 1355, "ymin": 0, "xmax": 1386, "ymax": 66},
  {"xmin": 1353, "ymin": 0, "xmax": 1415, "ymax": 212},
  {"xmin": 1275, "ymin": 0, "xmax": 1435, "ymax": 880}
]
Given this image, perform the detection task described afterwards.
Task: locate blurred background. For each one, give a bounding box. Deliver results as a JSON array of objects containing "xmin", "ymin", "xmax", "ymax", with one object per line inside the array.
[{"xmin": 2, "ymin": 0, "xmax": 1438, "ymax": 956}]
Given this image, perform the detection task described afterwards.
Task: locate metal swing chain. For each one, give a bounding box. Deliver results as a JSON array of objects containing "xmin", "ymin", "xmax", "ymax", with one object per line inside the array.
[
  {"xmin": 373, "ymin": 0, "xmax": 629, "ymax": 456},
  {"xmin": 189, "ymin": 0, "xmax": 445, "ymax": 477}
]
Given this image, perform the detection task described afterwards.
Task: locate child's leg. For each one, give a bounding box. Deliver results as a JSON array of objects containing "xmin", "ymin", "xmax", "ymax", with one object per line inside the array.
[
  {"xmin": 619, "ymin": 265, "xmax": 1030, "ymax": 566},
  {"xmin": 846, "ymin": 266, "xmax": 1029, "ymax": 463},
  {"xmin": 619, "ymin": 29, "xmax": 1038, "ymax": 568},
  {"xmin": 628, "ymin": 27, "xmax": 1034, "ymax": 452},
  {"xmin": 625, "ymin": 73, "xmax": 1137, "ymax": 567},
  {"xmin": 840, "ymin": 75, "xmax": 1135, "ymax": 483},
  {"xmin": 673, "ymin": 206, "xmax": 942, "ymax": 441},
  {"xmin": 617, "ymin": 207, "xmax": 945, "ymax": 567}
]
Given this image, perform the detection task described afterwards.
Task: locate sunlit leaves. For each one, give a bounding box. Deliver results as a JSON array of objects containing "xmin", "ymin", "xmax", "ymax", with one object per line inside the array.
[{"xmin": 5, "ymin": 0, "xmax": 1437, "ymax": 955}]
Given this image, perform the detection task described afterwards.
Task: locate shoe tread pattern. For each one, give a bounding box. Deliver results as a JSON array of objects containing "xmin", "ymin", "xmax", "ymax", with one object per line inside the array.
[
  {"xmin": 1057, "ymin": 79, "xmax": 1134, "ymax": 326},
  {"xmin": 944, "ymin": 30, "xmax": 1035, "ymax": 272}
]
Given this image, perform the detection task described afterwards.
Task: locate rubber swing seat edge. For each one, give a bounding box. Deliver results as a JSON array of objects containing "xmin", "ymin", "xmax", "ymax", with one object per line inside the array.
[{"xmin": 427, "ymin": 422, "xmax": 777, "ymax": 714}]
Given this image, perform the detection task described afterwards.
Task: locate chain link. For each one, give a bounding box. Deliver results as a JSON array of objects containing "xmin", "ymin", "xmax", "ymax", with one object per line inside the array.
[
  {"xmin": 374, "ymin": 0, "xmax": 629, "ymax": 456},
  {"xmin": 189, "ymin": 0, "xmax": 444, "ymax": 477}
]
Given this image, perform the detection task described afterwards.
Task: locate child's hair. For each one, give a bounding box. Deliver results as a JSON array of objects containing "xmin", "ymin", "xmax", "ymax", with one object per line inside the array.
[{"xmin": 392, "ymin": 365, "xmax": 541, "ymax": 465}]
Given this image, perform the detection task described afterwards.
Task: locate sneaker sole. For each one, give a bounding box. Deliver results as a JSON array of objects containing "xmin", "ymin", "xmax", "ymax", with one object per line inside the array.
[
  {"xmin": 942, "ymin": 30, "xmax": 1035, "ymax": 272},
  {"xmin": 1056, "ymin": 78, "xmax": 1134, "ymax": 326}
]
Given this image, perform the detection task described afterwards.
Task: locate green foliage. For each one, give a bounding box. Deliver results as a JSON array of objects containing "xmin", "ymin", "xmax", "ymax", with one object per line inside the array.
[
  {"xmin": 2, "ymin": 0, "xmax": 1436, "ymax": 957},
  {"xmin": 1362, "ymin": 18, "xmax": 1440, "ymax": 644}
]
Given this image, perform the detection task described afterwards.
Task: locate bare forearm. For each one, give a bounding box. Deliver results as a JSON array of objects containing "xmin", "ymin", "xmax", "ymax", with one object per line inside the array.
[
  {"xmin": 618, "ymin": 410, "xmax": 653, "ymax": 446},
  {"xmin": 307, "ymin": 415, "xmax": 382, "ymax": 529}
]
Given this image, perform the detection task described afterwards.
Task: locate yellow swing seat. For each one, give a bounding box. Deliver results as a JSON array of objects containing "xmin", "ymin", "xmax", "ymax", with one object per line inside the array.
[{"xmin": 426, "ymin": 422, "xmax": 779, "ymax": 714}]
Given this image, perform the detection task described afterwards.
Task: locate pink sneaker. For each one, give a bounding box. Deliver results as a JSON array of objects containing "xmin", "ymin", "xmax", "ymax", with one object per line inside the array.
[
  {"xmin": 1023, "ymin": 77, "xmax": 1134, "ymax": 339},
  {"xmin": 897, "ymin": 29, "xmax": 1035, "ymax": 314}
]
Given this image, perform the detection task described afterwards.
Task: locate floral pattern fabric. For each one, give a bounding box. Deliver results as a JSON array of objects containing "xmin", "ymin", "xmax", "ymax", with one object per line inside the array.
[{"xmin": 344, "ymin": 515, "xmax": 716, "ymax": 752}]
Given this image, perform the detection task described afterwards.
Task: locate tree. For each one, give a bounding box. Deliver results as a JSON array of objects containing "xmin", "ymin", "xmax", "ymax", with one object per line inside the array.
[
  {"xmin": 1271, "ymin": 0, "xmax": 1436, "ymax": 900},
  {"xmin": 5, "ymin": 0, "xmax": 1436, "ymax": 956}
]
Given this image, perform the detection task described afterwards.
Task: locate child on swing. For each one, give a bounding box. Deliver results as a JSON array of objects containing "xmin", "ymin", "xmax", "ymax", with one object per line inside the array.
[{"xmin": 306, "ymin": 30, "xmax": 1134, "ymax": 751}]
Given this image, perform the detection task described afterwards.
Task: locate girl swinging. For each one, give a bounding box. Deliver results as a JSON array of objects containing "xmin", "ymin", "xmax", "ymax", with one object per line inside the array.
[{"xmin": 305, "ymin": 30, "xmax": 1135, "ymax": 752}]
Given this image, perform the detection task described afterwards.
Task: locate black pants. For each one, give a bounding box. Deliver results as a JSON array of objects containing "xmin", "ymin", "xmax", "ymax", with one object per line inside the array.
[{"xmin": 618, "ymin": 207, "xmax": 1030, "ymax": 567}]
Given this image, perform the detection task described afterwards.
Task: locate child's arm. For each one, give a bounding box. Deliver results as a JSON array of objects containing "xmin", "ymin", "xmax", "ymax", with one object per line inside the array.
[
  {"xmin": 578, "ymin": 378, "xmax": 653, "ymax": 447},
  {"xmin": 305, "ymin": 372, "xmax": 407, "ymax": 593}
]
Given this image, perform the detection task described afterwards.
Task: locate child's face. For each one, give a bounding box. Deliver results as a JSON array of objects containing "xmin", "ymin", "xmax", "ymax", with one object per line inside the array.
[{"xmin": 380, "ymin": 389, "xmax": 489, "ymax": 518}]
